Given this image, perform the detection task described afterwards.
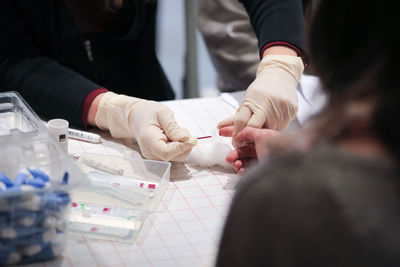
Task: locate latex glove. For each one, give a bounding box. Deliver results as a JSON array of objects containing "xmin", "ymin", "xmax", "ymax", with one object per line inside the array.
[
  {"xmin": 95, "ymin": 92, "xmax": 197, "ymax": 162},
  {"xmin": 217, "ymin": 55, "xmax": 304, "ymax": 146}
]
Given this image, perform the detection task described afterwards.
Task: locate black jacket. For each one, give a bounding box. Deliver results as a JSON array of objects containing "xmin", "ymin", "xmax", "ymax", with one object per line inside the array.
[
  {"xmin": 0, "ymin": 0, "xmax": 173, "ymax": 127},
  {"xmin": 240, "ymin": 0, "xmax": 306, "ymax": 57},
  {"xmin": 0, "ymin": 0, "xmax": 305, "ymax": 128}
]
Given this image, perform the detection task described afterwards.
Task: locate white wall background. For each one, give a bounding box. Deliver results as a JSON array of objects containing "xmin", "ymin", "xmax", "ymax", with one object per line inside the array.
[{"xmin": 156, "ymin": 0, "xmax": 218, "ymax": 99}]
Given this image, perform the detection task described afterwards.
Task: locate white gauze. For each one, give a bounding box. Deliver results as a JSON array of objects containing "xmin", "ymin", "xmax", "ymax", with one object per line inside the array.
[{"xmin": 186, "ymin": 131, "xmax": 232, "ymax": 169}]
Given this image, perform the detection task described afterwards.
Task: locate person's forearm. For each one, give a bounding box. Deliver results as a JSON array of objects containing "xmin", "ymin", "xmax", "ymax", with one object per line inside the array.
[
  {"xmin": 239, "ymin": 0, "xmax": 306, "ymax": 59},
  {"xmin": 1, "ymin": 57, "xmax": 102, "ymax": 128},
  {"xmin": 1, "ymin": 1, "xmax": 101, "ymax": 128}
]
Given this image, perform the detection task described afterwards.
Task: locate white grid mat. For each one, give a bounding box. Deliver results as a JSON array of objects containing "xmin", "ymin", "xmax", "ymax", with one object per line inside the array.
[{"xmin": 27, "ymin": 97, "xmax": 238, "ymax": 267}]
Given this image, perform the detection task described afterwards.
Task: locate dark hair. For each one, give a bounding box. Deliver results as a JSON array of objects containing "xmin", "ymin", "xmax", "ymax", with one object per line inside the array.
[{"xmin": 308, "ymin": 0, "xmax": 400, "ymax": 161}]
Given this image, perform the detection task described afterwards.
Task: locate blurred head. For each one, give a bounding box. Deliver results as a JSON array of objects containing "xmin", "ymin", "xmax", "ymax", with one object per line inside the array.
[{"xmin": 308, "ymin": 0, "xmax": 400, "ymax": 160}]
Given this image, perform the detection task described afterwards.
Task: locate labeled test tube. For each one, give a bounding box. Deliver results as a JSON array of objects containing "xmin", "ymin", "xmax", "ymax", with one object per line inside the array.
[
  {"xmin": 68, "ymin": 128, "xmax": 101, "ymax": 143},
  {"xmin": 47, "ymin": 119, "xmax": 68, "ymax": 152}
]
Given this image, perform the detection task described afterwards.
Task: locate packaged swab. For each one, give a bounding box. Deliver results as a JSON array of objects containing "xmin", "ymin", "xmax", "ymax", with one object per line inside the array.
[{"xmin": 80, "ymin": 154, "xmax": 125, "ymax": 175}]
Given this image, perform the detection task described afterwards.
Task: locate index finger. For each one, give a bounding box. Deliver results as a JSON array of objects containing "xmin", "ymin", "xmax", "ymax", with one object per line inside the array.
[
  {"xmin": 140, "ymin": 126, "xmax": 195, "ymax": 162},
  {"xmin": 218, "ymin": 126, "xmax": 234, "ymax": 137},
  {"xmin": 157, "ymin": 109, "xmax": 194, "ymax": 143}
]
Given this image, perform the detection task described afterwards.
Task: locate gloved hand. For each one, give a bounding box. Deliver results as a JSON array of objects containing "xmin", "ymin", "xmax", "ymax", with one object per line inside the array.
[
  {"xmin": 95, "ymin": 92, "xmax": 197, "ymax": 162},
  {"xmin": 217, "ymin": 55, "xmax": 304, "ymax": 146}
]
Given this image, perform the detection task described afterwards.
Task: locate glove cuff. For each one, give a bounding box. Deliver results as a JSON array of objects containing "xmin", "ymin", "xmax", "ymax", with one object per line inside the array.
[
  {"xmin": 257, "ymin": 55, "xmax": 304, "ymax": 84},
  {"xmin": 95, "ymin": 92, "xmax": 115, "ymax": 130}
]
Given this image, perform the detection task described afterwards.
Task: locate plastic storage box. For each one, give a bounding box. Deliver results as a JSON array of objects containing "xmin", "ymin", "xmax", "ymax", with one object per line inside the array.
[
  {"xmin": 0, "ymin": 92, "xmax": 84, "ymax": 265},
  {"xmin": 69, "ymin": 151, "xmax": 171, "ymax": 242}
]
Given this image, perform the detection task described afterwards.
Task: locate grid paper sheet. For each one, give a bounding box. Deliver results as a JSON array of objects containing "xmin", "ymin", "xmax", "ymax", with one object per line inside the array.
[
  {"xmin": 26, "ymin": 76, "xmax": 323, "ymax": 267},
  {"xmin": 27, "ymin": 96, "xmax": 238, "ymax": 267}
]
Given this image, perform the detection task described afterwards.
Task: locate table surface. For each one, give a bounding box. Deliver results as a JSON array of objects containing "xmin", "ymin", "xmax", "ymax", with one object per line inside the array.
[
  {"xmin": 26, "ymin": 76, "xmax": 323, "ymax": 267},
  {"xmin": 27, "ymin": 96, "xmax": 238, "ymax": 267}
]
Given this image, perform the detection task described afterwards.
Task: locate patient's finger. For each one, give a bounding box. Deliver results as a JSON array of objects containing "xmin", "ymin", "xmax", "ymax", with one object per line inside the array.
[{"xmin": 236, "ymin": 158, "xmax": 258, "ymax": 175}]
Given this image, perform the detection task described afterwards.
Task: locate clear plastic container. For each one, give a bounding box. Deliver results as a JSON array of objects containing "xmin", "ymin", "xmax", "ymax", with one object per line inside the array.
[
  {"xmin": 69, "ymin": 151, "xmax": 171, "ymax": 242},
  {"xmin": 0, "ymin": 91, "xmax": 45, "ymax": 138},
  {"xmin": 0, "ymin": 92, "xmax": 85, "ymax": 265}
]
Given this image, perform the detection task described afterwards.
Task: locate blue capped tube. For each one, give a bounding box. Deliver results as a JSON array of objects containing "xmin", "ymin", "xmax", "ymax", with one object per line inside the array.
[
  {"xmin": 14, "ymin": 171, "xmax": 30, "ymax": 187},
  {"xmin": 0, "ymin": 173, "xmax": 13, "ymax": 188},
  {"xmin": 0, "ymin": 182, "xmax": 6, "ymax": 192},
  {"xmin": 26, "ymin": 178, "xmax": 46, "ymax": 188},
  {"xmin": 62, "ymin": 172, "xmax": 69, "ymax": 185},
  {"xmin": 27, "ymin": 169, "xmax": 50, "ymax": 182}
]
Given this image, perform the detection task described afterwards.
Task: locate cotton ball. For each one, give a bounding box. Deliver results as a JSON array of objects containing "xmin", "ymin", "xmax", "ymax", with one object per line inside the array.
[
  {"xmin": 17, "ymin": 216, "xmax": 35, "ymax": 227},
  {"xmin": 7, "ymin": 252, "xmax": 21, "ymax": 265},
  {"xmin": 20, "ymin": 185, "xmax": 35, "ymax": 192},
  {"xmin": 43, "ymin": 216, "xmax": 57, "ymax": 228},
  {"xmin": 51, "ymin": 243, "xmax": 65, "ymax": 257},
  {"xmin": 0, "ymin": 199, "xmax": 8, "ymax": 211},
  {"xmin": 21, "ymin": 194, "xmax": 42, "ymax": 211},
  {"xmin": 20, "ymin": 244, "xmax": 42, "ymax": 256},
  {"xmin": 43, "ymin": 216, "xmax": 67, "ymax": 231},
  {"xmin": 56, "ymin": 218, "xmax": 68, "ymax": 232},
  {"xmin": 1, "ymin": 227, "xmax": 17, "ymax": 239},
  {"xmin": 43, "ymin": 228, "xmax": 56, "ymax": 242},
  {"xmin": 186, "ymin": 133, "xmax": 232, "ymax": 169}
]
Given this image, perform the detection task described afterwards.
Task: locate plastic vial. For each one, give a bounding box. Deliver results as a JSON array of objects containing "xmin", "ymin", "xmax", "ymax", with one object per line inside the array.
[{"xmin": 47, "ymin": 119, "xmax": 69, "ymax": 153}]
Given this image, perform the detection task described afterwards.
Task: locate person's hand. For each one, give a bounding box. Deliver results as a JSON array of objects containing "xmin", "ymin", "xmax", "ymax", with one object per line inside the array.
[
  {"xmin": 219, "ymin": 126, "xmax": 280, "ymax": 175},
  {"xmin": 94, "ymin": 92, "xmax": 197, "ymax": 162},
  {"xmin": 218, "ymin": 55, "xmax": 304, "ymax": 147}
]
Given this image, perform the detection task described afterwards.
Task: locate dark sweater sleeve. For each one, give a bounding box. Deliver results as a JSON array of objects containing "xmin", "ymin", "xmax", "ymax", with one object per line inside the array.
[
  {"xmin": 216, "ymin": 159, "xmax": 370, "ymax": 267},
  {"xmin": 239, "ymin": 0, "xmax": 306, "ymax": 55},
  {"xmin": 0, "ymin": 0, "xmax": 101, "ymax": 128}
]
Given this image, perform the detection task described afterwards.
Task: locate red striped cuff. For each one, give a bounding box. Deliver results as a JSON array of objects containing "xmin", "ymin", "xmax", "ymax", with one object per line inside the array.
[
  {"xmin": 261, "ymin": 41, "xmax": 308, "ymax": 67},
  {"xmin": 82, "ymin": 88, "xmax": 108, "ymax": 128}
]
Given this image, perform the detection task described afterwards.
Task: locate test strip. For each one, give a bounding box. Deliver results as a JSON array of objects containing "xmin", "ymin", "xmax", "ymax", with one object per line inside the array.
[
  {"xmin": 87, "ymin": 172, "xmax": 158, "ymax": 191},
  {"xmin": 197, "ymin": 136, "xmax": 212, "ymax": 140},
  {"xmin": 81, "ymin": 156, "xmax": 124, "ymax": 176}
]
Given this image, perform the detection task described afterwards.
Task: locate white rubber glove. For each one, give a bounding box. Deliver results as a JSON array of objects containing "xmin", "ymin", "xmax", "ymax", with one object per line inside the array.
[
  {"xmin": 95, "ymin": 92, "xmax": 197, "ymax": 162},
  {"xmin": 218, "ymin": 55, "xmax": 304, "ymax": 143}
]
